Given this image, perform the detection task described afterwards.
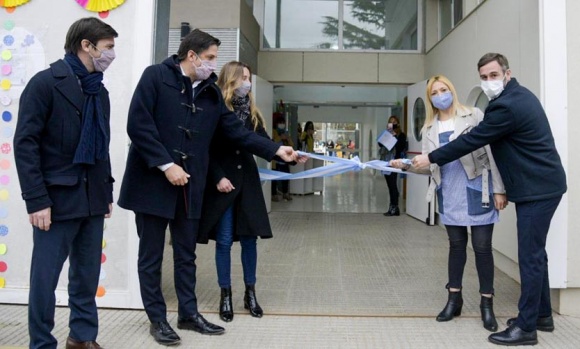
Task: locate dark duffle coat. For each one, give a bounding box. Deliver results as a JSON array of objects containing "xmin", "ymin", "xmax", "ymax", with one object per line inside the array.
[
  {"xmin": 14, "ymin": 59, "xmax": 114, "ymax": 221},
  {"xmin": 118, "ymin": 56, "xmax": 279, "ymax": 219},
  {"xmin": 197, "ymin": 117, "xmax": 273, "ymax": 244}
]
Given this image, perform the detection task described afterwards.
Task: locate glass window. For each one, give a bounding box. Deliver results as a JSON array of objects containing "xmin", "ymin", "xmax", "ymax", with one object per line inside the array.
[
  {"xmin": 264, "ymin": 0, "xmax": 339, "ymax": 49},
  {"xmin": 439, "ymin": 0, "xmax": 452, "ymax": 37},
  {"xmin": 439, "ymin": 0, "xmax": 463, "ymax": 38},
  {"xmin": 342, "ymin": 0, "xmax": 418, "ymax": 50},
  {"xmin": 412, "ymin": 97, "xmax": 425, "ymax": 142},
  {"xmin": 263, "ymin": 0, "xmax": 419, "ymax": 51},
  {"xmin": 474, "ymin": 90, "xmax": 489, "ymax": 111}
]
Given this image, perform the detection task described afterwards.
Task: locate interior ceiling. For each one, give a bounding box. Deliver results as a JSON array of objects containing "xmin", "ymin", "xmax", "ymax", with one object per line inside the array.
[{"xmin": 273, "ymin": 83, "xmax": 408, "ymax": 107}]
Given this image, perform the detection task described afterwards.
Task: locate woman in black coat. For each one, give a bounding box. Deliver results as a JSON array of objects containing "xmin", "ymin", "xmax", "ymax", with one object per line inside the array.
[{"xmin": 198, "ymin": 61, "xmax": 270, "ymax": 322}]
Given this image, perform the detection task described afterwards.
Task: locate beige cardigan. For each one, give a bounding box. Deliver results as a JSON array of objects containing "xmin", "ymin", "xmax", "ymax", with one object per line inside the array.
[{"xmin": 410, "ymin": 107, "xmax": 505, "ymax": 205}]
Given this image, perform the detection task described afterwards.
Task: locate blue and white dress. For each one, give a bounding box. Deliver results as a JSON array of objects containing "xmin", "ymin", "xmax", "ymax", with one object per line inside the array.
[{"xmin": 436, "ymin": 118, "xmax": 499, "ymax": 226}]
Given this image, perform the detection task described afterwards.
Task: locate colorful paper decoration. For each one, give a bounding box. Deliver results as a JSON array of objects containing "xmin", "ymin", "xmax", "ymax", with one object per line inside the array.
[
  {"xmin": 0, "ymin": 0, "xmax": 30, "ymax": 9},
  {"xmin": 75, "ymin": 0, "xmax": 125, "ymax": 12}
]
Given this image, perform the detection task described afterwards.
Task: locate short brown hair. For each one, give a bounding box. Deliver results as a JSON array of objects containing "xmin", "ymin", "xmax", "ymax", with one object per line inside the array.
[
  {"xmin": 477, "ymin": 53, "xmax": 510, "ymax": 72},
  {"xmin": 64, "ymin": 17, "xmax": 118, "ymax": 54},
  {"xmin": 177, "ymin": 29, "xmax": 221, "ymax": 61}
]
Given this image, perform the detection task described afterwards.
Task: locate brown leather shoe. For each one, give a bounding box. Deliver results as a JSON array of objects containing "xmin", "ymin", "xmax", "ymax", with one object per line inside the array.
[{"xmin": 66, "ymin": 336, "xmax": 103, "ymax": 349}]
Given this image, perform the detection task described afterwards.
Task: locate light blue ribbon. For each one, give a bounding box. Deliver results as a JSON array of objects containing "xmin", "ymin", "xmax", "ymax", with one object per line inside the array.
[{"xmin": 259, "ymin": 152, "xmax": 423, "ymax": 181}]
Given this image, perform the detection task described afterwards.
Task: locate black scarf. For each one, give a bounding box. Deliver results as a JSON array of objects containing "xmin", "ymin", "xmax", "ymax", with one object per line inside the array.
[
  {"xmin": 64, "ymin": 53, "xmax": 109, "ymax": 165},
  {"xmin": 231, "ymin": 95, "xmax": 251, "ymax": 123}
]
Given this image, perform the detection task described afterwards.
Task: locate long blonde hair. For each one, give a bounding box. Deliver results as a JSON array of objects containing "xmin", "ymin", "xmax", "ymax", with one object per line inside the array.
[
  {"xmin": 423, "ymin": 75, "xmax": 469, "ymax": 133},
  {"xmin": 217, "ymin": 61, "xmax": 265, "ymax": 130}
]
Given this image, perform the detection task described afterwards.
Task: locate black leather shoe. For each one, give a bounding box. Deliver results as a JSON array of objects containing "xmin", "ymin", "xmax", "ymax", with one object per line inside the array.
[
  {"xmin": 177, "ymin": 313, "xmax": 225, "ymax": 335},
  {"xmin": 488, "ymin": 324, "xmax": 537, "ymax": 346},
  {"xmin": 506, "ymin": 316, "xmax": 554, "ymax": 332},
  {"xmin": 219, "ymin": 287, "xmax": 234, "ymax": 322},
  {"xmin": 65, "ymin": 337, "xmax": 103, "ymax": 349},
  {"xmin": 149, "ymin": 320, "xmax": 181, "ymax": 346},
  {"xmin": 244, "ymin": 284, "xmax": 263, "ymax": 318}
]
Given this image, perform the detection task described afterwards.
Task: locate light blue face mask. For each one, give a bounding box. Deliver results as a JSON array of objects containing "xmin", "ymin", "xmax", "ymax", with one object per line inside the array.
[{"xmin": 431, "ymin": 91, "xmax": 453, "ymax": 110}]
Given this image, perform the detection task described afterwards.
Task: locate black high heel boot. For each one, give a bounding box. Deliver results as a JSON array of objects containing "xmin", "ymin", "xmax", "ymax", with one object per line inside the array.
[
  {"xmin": 219, "ymin": 287, "xmax": 234, "ymax": 322},
  {"xmin": 383, "ymin": 205, "xmax": 400, "ymax": 216},
  {"xmin": 244, "ymin": 284, "xmax": 263, "ymax": 318},
  {"xmin": 436, "ymin": 290, "xmax": 463, "ymax": 322},
  {"xmin": 480, "ymin": 295, "xmax": 498, "ymax": 332}
]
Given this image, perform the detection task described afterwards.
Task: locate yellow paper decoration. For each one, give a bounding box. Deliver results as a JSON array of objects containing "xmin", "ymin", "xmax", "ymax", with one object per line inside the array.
[
  {"xmin": 0, "ymin": 0, "xmax": 30, "ymax": 8},
  {"xmin": 76, "ymin": 0, "xmax": 125, "ymax": 12}
]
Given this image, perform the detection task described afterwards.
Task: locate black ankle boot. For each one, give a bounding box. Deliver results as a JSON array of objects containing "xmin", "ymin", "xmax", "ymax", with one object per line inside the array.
[
  {"xmin": 384, "ymin": 205, "xmax": 400, "ymax": 216},
  {"xmin": 219, "ymin": 287, "xmax": 234, "ymax": 322},
  {"xmin": 436, "ymin": 290, "xmax": 463, "ymax": 322},
  {"xmin": 244, "ymin": 285, "xmax": 263, "ymax": 318},
  {"xmin": 480, "ymin": 295, "xmax": 498, "ymax": 332}
]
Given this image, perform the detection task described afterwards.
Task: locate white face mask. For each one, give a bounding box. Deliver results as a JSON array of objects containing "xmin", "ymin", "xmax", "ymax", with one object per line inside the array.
[
  {"xmin": 192, "ymin": 54, "xmax": 216, "ymax": 81},
  {"xmin": 481, "ymin": 76, "xmax": 506, "ymax": 100},
  {"xmin": 89, "ymin": 43, "xmax": 115, "ymax": 72},
  {"xmin": 234, "ymin": 80, "xmax": 252, "ymax": 98}
]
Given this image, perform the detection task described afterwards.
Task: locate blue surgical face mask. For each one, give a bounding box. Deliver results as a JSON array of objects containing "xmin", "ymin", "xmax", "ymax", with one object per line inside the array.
[{"xmin": 431, "ymin": 91, "xmax": 453, "ymax": 110}]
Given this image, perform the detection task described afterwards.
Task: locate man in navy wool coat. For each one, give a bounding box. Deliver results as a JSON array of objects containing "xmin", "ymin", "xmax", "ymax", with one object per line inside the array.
[
  {"xmin": 118, "ymin": 29, "xmax": 302, "ymax": 346},
  {"xmin": 14, "ymin": 17, "xmax": 118, "ymax": 349}
]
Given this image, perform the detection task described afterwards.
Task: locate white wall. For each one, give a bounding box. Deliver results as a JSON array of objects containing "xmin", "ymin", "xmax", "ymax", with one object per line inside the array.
[{"xmin": 0, "ymin": 1, "xmax": 156, "ymax": 308}]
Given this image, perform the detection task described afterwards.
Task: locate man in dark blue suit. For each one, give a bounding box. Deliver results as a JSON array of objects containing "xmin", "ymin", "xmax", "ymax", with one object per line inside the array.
[
  {"xmin": 14, "ymin": 18, "xmax": 118, "ymax": 349},
  {"xmin": 118, "ymin": 29, "xmax": 301, "ymax": 346},
  {"xmin": 412, "ymin": 53, "xmax": 567, "ymax": 346}
]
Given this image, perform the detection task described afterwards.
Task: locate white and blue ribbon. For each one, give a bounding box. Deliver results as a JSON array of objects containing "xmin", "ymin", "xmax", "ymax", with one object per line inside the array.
[{"xmin": 259, "ymin": 152, "xmax": 421, "ymax": 181}]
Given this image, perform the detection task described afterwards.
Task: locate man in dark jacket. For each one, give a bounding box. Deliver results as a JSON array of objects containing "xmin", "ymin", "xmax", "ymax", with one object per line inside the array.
[
  {"xmin": 14, "ymin": 18, "xmax": 118, "ymax": 349},
  {"xmin": 412, "ymin": 53, "xmax": 567, "ymax": 346},
  {"xmin": 117, "ymin": 29, "xmax": 300, "ymax": 346}
]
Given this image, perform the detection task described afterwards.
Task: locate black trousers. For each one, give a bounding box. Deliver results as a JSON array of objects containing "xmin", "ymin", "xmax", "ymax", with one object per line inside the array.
[
  {"xmin": 514, "ymin": 196, "xmax": 561, "ymax": 331},
  {"xmin": 272, "ymin": 163, "xmax": 290, "ymax": 194},
  {"xmin": 135, "ymin": 195, "xmax": 199, "ymax": 322},
  {"xmin": 384, "ymin": 173, "xmax": 399, "ymax": 206},
  {"xmin": 445, "ymin": 224, "xmax": 495, "ymax": 294}
]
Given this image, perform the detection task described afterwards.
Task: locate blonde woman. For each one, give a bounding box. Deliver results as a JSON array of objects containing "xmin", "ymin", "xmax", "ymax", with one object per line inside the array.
[
  {"xmin": 391, "ymin": 75, "xmax": 507, "ymax": 332},
  {"xmin": 198, "ymin": 61, "xmax": 270, "ymax": 322}
]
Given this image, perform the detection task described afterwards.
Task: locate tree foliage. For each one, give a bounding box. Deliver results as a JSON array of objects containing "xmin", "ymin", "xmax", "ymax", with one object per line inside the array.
[{"xmin": 320, "ymin": 0, "xmax": 388, "ymax": 50}]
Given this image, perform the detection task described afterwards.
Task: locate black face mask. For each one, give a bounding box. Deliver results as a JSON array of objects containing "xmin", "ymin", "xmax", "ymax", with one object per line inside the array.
[{"xmin": 392, "ymin": 124, "xmax": 399, "ymax": 129}]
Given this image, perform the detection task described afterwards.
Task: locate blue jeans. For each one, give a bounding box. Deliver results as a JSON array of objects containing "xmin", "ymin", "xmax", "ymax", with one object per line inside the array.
[
  {"xmin": 29, "ymin": 216, "xmax": 104, "ymax": 349},
  {"xmin": 515, "ymin": 196, "xmax": 561, "ymax": 332},
  {"xmin": 215, "ymin": 205, "xmax": 257, "ymax": 288},
  {"xmin": 445, "ymin": 224, "xmax": 495, "ymax": 294}
]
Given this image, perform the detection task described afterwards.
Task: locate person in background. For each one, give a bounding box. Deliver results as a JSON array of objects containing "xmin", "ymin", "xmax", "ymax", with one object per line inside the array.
[
  {"xmin": 327, "ymin": 140, "xmax": 335, "ymax": 156},
  {"xmin": 117, "ymin": 29, "xmax": 301, "ymax": 346},
  {"xmin": 391, "ymin": 75, "xmax": 507, "ymax": 333},
  {"xmin": 379, "ymin": 116, "xmax": 408, "ymax": 216},
  {"xmin": 412, "ymin": 53, "xmax": 566, "ymax": 347},
  {"xmin": 272, "ymin": 115, "xmax": 294, "ymax": 201},
  {"xmin": 198, "ymin": 61, "xmax": 278, "ymax": 323},
  {"xmin": 14, "ymin": 17, "xmax": 118, "ymax": 349},
  {"xmin": 335, "ymin": 141, "xmax": 343, "ymax": 158},
  {"xmin": 300, "ymin": 121, "xmax": 315, "ymax": 152},
  {"xmin": 296, "ymin": 122, "xmax": 303, "ymax": 149}
]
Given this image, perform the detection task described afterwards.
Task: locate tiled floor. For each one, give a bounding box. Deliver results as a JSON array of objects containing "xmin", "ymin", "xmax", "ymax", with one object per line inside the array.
[{"xmin": 2, "ymin": 172, "xmax": 580, "ymax": 348}]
